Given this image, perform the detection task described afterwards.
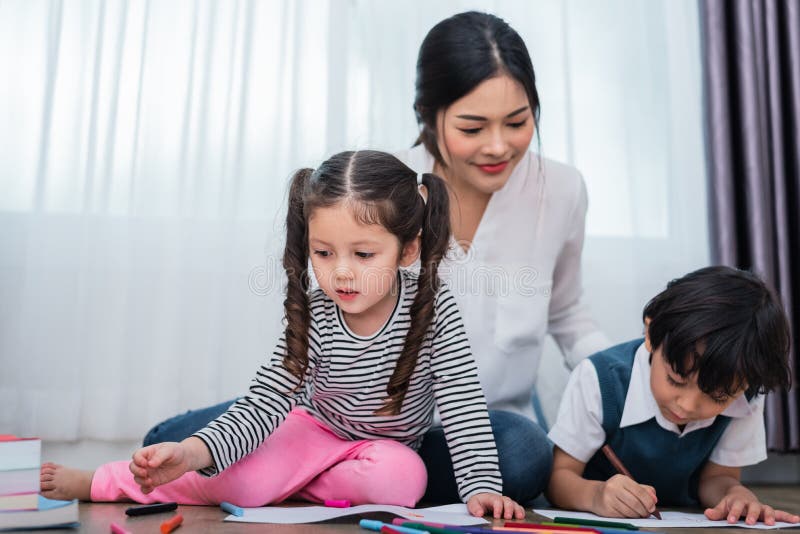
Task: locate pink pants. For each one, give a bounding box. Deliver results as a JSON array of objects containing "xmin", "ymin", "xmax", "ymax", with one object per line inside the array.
[{"xmin": 91, "ymin": 408, "xmax": 427, "ymax": 507}]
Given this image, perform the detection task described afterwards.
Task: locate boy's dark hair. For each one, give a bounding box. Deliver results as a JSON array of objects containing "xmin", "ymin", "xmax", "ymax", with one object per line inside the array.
[
  {"xmin": 413, "ymin": 11, "xmax": 540, "ymax": 167},
  {"xmin": 283, "ymin": 150, "xmax": 451, "ymax": 416},
  {"xmin": 643, "ymin": 266, "xmax": 791, "ymax": 398}
]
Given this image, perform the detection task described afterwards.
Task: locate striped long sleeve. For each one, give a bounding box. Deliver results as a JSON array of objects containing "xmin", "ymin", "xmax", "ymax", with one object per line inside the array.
[
  {"xmin": 430, "ymin": 288, "xmax": 502, "ymax": 499},
  {"xmin": 191, "ymin": 270, "xmax": 502, "ymax": 501}
]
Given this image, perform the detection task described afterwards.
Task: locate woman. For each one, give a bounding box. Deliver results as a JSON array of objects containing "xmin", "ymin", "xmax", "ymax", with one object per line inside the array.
[{"xmin": 144, "ymin": 11, "xmax": 608, "ymax": 505}]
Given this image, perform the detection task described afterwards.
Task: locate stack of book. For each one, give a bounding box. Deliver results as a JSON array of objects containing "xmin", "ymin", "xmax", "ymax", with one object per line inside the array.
[
  {"xmin": 0, "ymin": 435, "xmax": 39, "ymax": 512},
  {"xmin": 0, "ymin": 435, "xmax": 78, "ymax": 530}
]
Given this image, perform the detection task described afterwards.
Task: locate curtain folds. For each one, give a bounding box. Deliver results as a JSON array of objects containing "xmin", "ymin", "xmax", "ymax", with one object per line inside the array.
[
  {"xmin": 701, "ymin": 0, "xmax": 799, "ymax": 452},
  {"xmin": 0, "ymin": 0, "xmax": 708, "ymax": 440}
]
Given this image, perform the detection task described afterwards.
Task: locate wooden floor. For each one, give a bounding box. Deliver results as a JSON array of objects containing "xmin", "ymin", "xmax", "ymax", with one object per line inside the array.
[{"xmin": 27, "ymin": 486, "xmax": 800, "ymax": 534}]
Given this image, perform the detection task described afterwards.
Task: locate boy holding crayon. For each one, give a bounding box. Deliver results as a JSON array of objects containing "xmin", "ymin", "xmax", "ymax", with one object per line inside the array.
[{"xmin": 546, "ymin": 267, "xmax": 799, "ymax": 525}]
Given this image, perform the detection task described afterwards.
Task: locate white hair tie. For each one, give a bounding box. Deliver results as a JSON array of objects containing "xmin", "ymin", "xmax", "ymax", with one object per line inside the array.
[{"xmin": 416, "ymin": 173, "xmax": 427, "ymax": 204}]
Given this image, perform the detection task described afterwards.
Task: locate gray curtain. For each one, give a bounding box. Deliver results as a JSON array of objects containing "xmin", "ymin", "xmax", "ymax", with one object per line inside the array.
[{"xmin": 701, "ymin": 0, "xmax": 799, "ymax": 452}]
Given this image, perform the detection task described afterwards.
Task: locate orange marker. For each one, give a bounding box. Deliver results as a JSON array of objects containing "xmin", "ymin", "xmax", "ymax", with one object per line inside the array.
[{"xmin": 160, "ymin": 513, "xmax": 183, "ymax": 534}]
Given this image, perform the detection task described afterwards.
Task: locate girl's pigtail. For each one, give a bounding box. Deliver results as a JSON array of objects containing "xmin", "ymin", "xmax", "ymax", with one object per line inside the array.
[
  {"xmin": 377, "ymin": 172, "xmax": 451, "ymax": 415},
  {"xmin": 282, "ymin": 168, "xmax": 313, "ymax": 384}
]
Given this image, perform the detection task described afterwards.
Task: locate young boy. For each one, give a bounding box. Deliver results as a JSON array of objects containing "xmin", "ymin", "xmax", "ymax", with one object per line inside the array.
[{"xmin": 546, "ymin": 266, "xmax": 799, "ymax": 526}]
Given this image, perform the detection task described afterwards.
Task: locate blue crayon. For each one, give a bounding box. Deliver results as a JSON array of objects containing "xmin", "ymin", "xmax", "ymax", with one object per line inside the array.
[
  {"xmin": 220, "ymin": 501, "xmax": 244, "ymax": 516},
  {"xmin": 360, "ymin": 519, "xmax": 429, "ymax": 534}
]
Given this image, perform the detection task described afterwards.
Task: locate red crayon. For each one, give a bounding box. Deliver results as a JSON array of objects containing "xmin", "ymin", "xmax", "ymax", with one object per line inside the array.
[{"xmin": 160, "ymin": 513, "xmax": 183, "ymax": 534}]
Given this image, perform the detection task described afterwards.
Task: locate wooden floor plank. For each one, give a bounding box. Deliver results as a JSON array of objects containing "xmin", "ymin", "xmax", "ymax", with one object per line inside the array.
[{"xmin": 20, "ymin": 486, "xmax": 800, "ymax": 534}]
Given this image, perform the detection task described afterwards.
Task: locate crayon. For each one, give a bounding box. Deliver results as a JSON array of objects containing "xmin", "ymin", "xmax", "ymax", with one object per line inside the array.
[
  {"xmin": 125, "ymin": 502, "xmax": 178, "ymax": 516},
  {"xmin": 325, "ymin": 499, "xmax": 351, "ymax": 508},
  {"xmin": 505, "ymin": 522, "xmax": 598, "ymax": 533},
  {"xmin": 402, "ymin": 522, "xmax": 472, "ymax": 534},
  {"xmin": 160, "ymin": 513, "xmax": 183, "ymax": 534},
  {"xmin": 601, "ymin": 444, "xmax": 662, "ymax": 520},
  {"xmin": 110, "ymin": 523, "xmax": 132, "ymax": 534},
  {"xmin": 553, "ymin": 517, "xmax": 637, "ymax": 531},
  {"xmin": 540, "ymin": 523, "xmax": 646, "ymax": 534},
  {"xmin": 360, "ymin": 519, "xmax": 429, "ymax": 534},
  {"xmin": 393, "ymin": 520, "xmax": 493, "ymax": 534},
  {"xmin": 220, "ymin": 501, "xmax": 244, "ymax": 516}
]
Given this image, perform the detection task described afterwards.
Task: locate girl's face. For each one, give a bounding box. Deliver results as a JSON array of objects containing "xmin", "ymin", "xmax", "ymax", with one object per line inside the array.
[
  {"xmin": 308, "ymin": 202, "xmax": 419, "ymax": 330},
  {"xmin": 435, "ymin": 74, "xmax": 535, "ymax": 195}
]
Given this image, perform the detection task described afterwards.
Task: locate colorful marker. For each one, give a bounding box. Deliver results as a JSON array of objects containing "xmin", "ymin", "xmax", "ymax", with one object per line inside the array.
[
  {"xmin": 360, "ymin": 519, "xmax": 429, "ymax": 534},
  {"xmin": 553, "ymin": 518, "xmax": 638, "ymax": 531},
  {"xmin": 324, "ymin": 499, "xmax": 351, "ymax": 508},
  {"xmin": 124, "ymin": 502, "xmax": 178, "ymax": 516},
  {"xmin": 160, "ymin": 513, "xmax": 183, "ymax": 534},
  {"xmin": 493, "ymin": 529, "xmax": 568, "ymax": 533},
  {"xmin": 110, "ymin": 523, "xmax": 132, "ymax": 534},
  {"xmin": 220, "ymin": 501, "xmax": 244, "ymax": 516},
  {"xmin": 402, "ymin": 522, "xmax": 475, "ymax": 534},
  {"xmin": 393, "ymin": 520, "xmax": 494, "ymax": 534},
  {"xmin": 505, "ymin": 523, "xmax": 596, "ymax": 531},
  {"xmin": 540, "ymin": 522, "xmax": 650, "ymax": 534}
]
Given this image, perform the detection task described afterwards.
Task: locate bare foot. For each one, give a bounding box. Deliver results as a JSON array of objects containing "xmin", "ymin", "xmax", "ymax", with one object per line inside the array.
[{"xmin": 40, "ymin": 462, "xmax": 94, "ymax": 501}]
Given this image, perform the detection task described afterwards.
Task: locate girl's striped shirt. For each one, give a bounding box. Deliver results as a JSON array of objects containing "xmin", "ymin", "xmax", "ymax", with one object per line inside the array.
[{"xmin": 194, "ymin": 269, "xmax": 502, "ymax": 500}]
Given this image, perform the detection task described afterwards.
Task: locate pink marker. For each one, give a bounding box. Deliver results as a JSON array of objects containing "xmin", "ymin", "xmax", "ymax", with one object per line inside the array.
[
  {"xmin": 110, "ymin": 523, "xmax": 132, "ymax": 534},
  {"xmin": 324, "ymin": 499, "xmax": 351, "ymax": 508}
]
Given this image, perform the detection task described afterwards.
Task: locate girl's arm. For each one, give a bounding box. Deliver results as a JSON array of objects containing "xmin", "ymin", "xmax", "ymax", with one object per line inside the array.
[
  {"xmin": 430, "ymin": 287, "xmax": 521, "ymax": 518},
  {"xmin": 130, "ymin": 436, "xmax": 213, "ymax": 493},
  {"xmin": 191, "ymin": 331, "xmax": 305, "ymax": 476},
  {"xmin": 699, "ymin": 462, "xmax": 800, "ymax": 525},
  {"xmin": 547, "ymin": 446, "xmax": 658, "ymax": 518},
  {"xmin": 131, "ymin": 335, "xmax": 305, "ymax": 492}
]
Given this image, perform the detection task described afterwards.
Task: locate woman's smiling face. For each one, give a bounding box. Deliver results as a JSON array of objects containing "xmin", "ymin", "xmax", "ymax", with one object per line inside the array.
[{"xmin": 435, "ymin": 74, "xmax": 535, "ymax": 194}]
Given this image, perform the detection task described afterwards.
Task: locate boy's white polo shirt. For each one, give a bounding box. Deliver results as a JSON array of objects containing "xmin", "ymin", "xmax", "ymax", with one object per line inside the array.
[{"xmin": 547, "ymin": 341, "xmax": 767, "ymax": 467}]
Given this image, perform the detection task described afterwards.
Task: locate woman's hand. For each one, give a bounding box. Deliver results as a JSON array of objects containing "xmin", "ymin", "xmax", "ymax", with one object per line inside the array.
[
  {"xmin": 466, "ymin": 492, "xmax": 525, "ymax": 519},
  {"xmin": 129, "ymin": 437, "xmax": 211, "ymax": 493},
  {"xmin": 591, "ymin": 474, "xmax": 658, "ymax": 518},
  {"xmin": 704, "ymin": 485, "xmax": 800, "ymax": 525}
]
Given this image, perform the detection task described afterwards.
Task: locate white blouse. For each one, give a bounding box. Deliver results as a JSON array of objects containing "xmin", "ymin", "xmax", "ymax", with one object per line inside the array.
[{"xmin": 395, "ymin": 145, "xmax": 609, "ymax": 422}]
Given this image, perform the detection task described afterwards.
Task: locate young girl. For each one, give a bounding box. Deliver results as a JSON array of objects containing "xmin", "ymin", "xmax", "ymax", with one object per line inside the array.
[
  {"xmin": 144, "ymin": 11, "xmax": 608, "ymax": 505},
  {"xmin": 546, "ymin": 267, "xmax": 799, "ymax": 525},
  {"xmin": 40, "ymin": 150, "xmax": 525, "ymax": 519}
]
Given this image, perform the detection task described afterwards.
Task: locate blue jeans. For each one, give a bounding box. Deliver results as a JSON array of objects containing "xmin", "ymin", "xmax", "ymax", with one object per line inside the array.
[{"xmin": 143, "ymin": 401, "xmax": 552, "ymax": 505}]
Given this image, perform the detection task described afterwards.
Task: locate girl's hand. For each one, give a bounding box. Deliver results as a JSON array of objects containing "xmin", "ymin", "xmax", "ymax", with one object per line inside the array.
[
  {"xmin": 591, "ymin": 474, "xmax": 658, "ymax": 518},
  {"xmin": 466, "ymin": 492, "xmax": 525, "ymax": 519},
  {"xmin": 704, "ymin": 485, "xmax": 800, "ymax": 525},
  {"xmin": 129, "ymin": 442, "xmax": 193, "ymax": 494}
]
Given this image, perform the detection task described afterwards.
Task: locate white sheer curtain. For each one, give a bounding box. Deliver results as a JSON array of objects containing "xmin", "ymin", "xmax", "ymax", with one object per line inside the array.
[{"xmin": 0, "ymin": 0, "xmax": 707, "ymax": 440}]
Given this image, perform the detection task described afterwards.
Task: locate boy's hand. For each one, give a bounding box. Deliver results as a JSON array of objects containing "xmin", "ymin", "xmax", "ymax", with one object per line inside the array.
[
  {"xmin": 705, "ymin": 485, "xmax": 800, "ymax": 525},
  {"xmin": 592, "ymin": 474, "xmax": 658, "ymax": 518},
  {"xmin": 129, "ymin": 442, "xmax": 194, "ymax": 494},
  {"xmin": 466, "ymin": 492, "xmax": 525, "ymax": 519}
]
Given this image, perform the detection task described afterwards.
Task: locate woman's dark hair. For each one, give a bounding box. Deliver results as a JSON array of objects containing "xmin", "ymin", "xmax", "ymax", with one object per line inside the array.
[
  {"xmin": 413, "ymin": 11, "xmax": 540, "ymax": 167},
  {"xmin": 643, "ymin": 266, "xmax": 791, "ymax": 399},
  {"xmin": 283, "ymin": 150, "xmax": 451, "ymax": 415}
]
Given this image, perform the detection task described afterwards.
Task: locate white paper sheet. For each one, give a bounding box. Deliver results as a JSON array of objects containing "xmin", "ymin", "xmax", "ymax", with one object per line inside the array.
[
  {"xmin": 224, "ymin": 502, "xmax": 489, "ymax": 525},
  {"xmin": 534, "ymin": 508, "xmax": 800, "ymax": 529}
]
